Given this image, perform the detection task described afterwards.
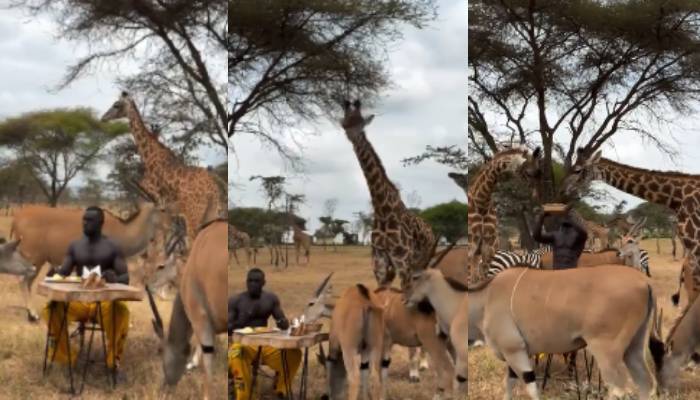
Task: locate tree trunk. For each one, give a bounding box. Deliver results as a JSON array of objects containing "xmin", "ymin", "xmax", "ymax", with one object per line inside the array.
[{"xmin": 518, "ymin": 210, "xmax": 536, "ymax": 250}]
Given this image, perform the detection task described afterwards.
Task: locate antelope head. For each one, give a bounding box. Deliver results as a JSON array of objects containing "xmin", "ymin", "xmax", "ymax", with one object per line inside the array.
[{"xmin": 301, "ymin": 272, "xmax": 335, "ymax": 323}]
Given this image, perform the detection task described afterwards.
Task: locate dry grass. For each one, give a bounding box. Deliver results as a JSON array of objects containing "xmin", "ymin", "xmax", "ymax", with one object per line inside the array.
[
  {"xmin": 469, "ymin": 239, "xmax": 700, "ymax": 399},
  {"xmin": 0, "ymin": 216, "xmax": 227, "ymax": 400},
  {"xmin": 229, "ymin": 245, "xmax": 443, "ymax": 400}
]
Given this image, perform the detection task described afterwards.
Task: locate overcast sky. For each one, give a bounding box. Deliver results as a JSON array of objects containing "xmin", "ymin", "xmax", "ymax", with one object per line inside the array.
[
  {"xmin": 0, "ymin": 4, "xmax": 226, "ymax": 190},
  {"xmin": 230, "ymin": 0, "xmax": 467, "ymax": 233}
]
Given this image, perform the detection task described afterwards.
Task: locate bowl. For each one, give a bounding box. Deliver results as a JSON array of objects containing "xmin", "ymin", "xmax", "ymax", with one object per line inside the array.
[{"xmin": 543, "ymin": 203, "xmax": 568, "ymax": 214}]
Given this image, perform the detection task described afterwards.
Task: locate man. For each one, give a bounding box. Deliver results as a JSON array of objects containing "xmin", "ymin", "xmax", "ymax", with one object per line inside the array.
[
  {"xmin": 532, "ymin": 206, "xmax": 588, "ymax": 269},
  {"xmin": 42, "ymin": 206, "xmax": 130, "ymax": 378},
  {"xmin": 228, "ymin": 268, "xmax": 301, "ymax": 399}
]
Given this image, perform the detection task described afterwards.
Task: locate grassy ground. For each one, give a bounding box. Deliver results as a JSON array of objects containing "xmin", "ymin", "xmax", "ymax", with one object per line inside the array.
[
  {"xmin": 469, "ymin": 239, "xmax": 700, "ymax": 400},
  {"xmin": 229, "ymin": 245, "xmax": 442, "ymax": 400},
  {"xmin": 0, "ymin": 215, "xmax": 227, "ymax": 399}
]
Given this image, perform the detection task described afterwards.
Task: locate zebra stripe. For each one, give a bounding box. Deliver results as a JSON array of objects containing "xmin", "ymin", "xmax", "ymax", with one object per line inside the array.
[{"xmin": 487, "ymin": 250, "xmax": 542, "ymax": 278}]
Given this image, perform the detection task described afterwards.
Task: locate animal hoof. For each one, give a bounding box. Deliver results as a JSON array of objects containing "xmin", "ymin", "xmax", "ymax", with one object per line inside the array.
[
  {"xmin": 27, "ymin": 313, "xmax": 39, "ymax": 323},
  {"xmin": 409, "ymin": 376, "xmax": 420, "ymax": 383}
]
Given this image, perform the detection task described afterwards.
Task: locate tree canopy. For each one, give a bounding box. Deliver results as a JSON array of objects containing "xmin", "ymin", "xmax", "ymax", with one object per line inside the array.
[
  {"xmin": 0, "ymin": 108, "xmax": 127, "ymax": 206},
  {"xmin": 230, "ymin": 0, "xmax": 436, "ymax": 164},
  {"xmin": 420, "ymin": 200, "xmax": 468, "ymax": 243},
  {"xmin": 11, "ymin": 0, "xmax": 228, "ymax": 150},
  {"xmin": 469, "ymin": 0, "xmax": 700, "ymax": 202}
]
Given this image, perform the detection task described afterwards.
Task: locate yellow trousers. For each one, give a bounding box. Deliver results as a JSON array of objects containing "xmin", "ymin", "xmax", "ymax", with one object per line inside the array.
[
  {"xmin": 42, "ymin": 301, "xmax": 130, "ymax": 368},
  {"xmin": 228, "ymin": 342, "xmax": 302, "ymax": 399}
]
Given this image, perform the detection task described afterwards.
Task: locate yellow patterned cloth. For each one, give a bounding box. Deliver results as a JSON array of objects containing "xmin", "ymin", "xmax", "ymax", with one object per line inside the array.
[
  {"xmin": 228, "ymin": 342, "xmax": 301, "ymax": 399},
  {"xmin": 42, "ymin": 301, "xmax": 129, "ymax": 368}
]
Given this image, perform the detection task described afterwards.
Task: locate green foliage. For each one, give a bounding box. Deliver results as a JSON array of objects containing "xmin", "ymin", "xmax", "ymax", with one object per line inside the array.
[
  {"xmin": 0, "ymin": 108, "xmax": 127, "ymax": 206},
  {"xmin": 229, "ymin": 207, "xmax": 305, "ymax": 239},
  {"xmin": 420, "ymin": 201, "xmax": 467, "ymax": 243},
  {"xmin": 628, "ymin": 202, "xmax": 676, "ymax": 237}
]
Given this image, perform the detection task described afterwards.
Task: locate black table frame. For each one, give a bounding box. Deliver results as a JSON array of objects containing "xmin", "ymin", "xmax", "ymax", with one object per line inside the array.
[
  {"xmin": 42, "ymin": 300, "xmax": 119, "ymax": 395},
  {"xmin": 246, "ymin": 343, "xmax": 317, "ymax": 400}
]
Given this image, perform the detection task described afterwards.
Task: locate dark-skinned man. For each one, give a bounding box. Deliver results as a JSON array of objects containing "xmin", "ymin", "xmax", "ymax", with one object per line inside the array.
[
  {"xmin": 532, "ymin": 206, "xmax": 588, "ymax": 269},
  {"xmin": 41, "ymin": 206, "xmax": 130, "ymax": 378},
  {"xmin": 228, "ymin": 268, "xmax": 301, "ymax": 399}
]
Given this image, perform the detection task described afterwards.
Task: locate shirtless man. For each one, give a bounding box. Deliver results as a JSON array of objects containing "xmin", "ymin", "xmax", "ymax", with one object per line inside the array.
[
  {"xmin": 532, "ymin": 206, "xmax": 588, "ymax": 269},
  {"xmin": 228, "ymin": 268, "xmax": 300, "ymax": 399},
  {"xmin": 42, "ymin": 206, "xmax": 130, "ymax": 379}
]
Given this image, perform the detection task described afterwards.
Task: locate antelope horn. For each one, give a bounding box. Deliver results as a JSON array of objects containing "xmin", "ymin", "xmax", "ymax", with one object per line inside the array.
[
  {"xmin": 314, "ymin": 272, "xmax": 334, "ymax": 298},
  {"xmin": 146, "ymin": 284, "xmax": 165, "ymax": 339},
  {"xmin": 427, "ymin": 241, "xmax": 456, "ymax": 269},
  {"xmin": 126, "ymin": 179, "xmax": 157, "ymax": 203}
]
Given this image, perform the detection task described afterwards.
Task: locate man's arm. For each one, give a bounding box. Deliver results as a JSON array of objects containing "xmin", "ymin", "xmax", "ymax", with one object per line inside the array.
[
  {"xmin": 271, "ymin": 295, "xmax": 290, "ymax": 330},
  {"xmin": 104, "ymin": 246, "xmax": 129, "ymax": 284},
  {"xmin": 532, "ymin": 212, "xmax": 554, "ymax": 244},
  {"xmin": 228, "ymin": 296, "xmax": 238, "ymax": 335},
  {"xmin": 54, "ymin": 244, "xmax": 76, "ymax": 277}
]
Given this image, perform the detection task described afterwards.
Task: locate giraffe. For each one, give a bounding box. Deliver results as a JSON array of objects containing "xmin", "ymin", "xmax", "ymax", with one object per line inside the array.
[
  {"xmin": 291, "ymin": 223, "xmax": 311, "ymax": 264},
  {"xmin": 448, "ymin": 146, "xmax": 541, "ymax": 282},
  {"xmin": 339, "ymin": 100, "xmax": 436, "ymax": 291},
  {"xmin": 101, "ymin": 92, "xmax": 226, "ymax": 243},
  {"xmin": 228, "ymin": 224, "xmax": 252, "ymax": 267},
  {"xmin": 562, "ymin": 148, "xmax": 700, "ymax": 302},
  {"xmin": 261, "ymin": 224, "xmax": 285, "ymax": 268}
]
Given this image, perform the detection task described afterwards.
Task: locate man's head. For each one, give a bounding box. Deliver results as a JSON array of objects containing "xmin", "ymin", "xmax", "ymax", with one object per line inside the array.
[
  {"xmin": 246, "ymin": 268, "xmax": 265, "ymax": 298},
  {"xmin": 83, "ymin": 206, "xmax": 105, "ymax": 238}
]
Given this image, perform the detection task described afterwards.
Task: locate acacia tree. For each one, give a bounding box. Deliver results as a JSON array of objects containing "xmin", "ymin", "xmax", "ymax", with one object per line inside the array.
[
  {"xmin": 469, "ymin": 0, "xmax": 700, "ymax": 202},
  {"xmin": 12, "ymin": 0, "xmax": 228, "ymax": 150},
  {"xmin": 230, "ymin": 0, "xmax": 436, "ymax": 163},
  {"xmin": 0, "ymin": 108, "xmax": 126, "ymax": 206},
  {"xmin": 250, "ymin": 175, "xmax": 286, "ymax": 210}
]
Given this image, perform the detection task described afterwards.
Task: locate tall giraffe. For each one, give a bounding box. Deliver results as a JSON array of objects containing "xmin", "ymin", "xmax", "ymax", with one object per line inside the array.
[
  {"xmin": 339, "ymin": 100, "xmax": 436, "ymax": 291},
  {"xmin": 291, "ymin": 224, "xmax": 311, "ymax": 264},
  {"xmin": 101, "ymin": 92, "xmax": 225, "ymax": 242},
  {"xmin": 448, "ymin": 147, "xmax": 540, "ymax": 281},
  {"xmin": 563, "ymin": 148, "xmax": 700, "ymax": 300},
  {"xmin": 228, "ymin": 224, "xmax": 252, "ymax": 266}
]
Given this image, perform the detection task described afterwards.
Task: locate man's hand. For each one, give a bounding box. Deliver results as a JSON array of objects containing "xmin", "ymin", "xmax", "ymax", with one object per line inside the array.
[{"xmin": 103, "ymin": 269, "xmax": 117, "ymax": 283}]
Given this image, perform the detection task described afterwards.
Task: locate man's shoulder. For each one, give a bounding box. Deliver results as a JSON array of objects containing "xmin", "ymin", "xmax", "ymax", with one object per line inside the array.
[{"xmin": 261, "ymin": 291, "xmax": 280, "ymax": 302}]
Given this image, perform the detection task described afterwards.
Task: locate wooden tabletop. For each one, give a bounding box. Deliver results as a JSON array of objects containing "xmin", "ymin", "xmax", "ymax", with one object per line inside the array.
[
  {"xmin": 232, "ymin": 331, "xmax": 329, "ymax": 349},
  {"xmin": 37, "ymin": 281, "xmax": 144, "ymax": 303}
]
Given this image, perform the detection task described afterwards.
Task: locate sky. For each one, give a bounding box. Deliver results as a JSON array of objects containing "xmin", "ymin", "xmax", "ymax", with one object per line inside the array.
[
  {"xmin": 230, "ymin": 0, "xmax": 468, "ymax": 233},
  {"xmin": 0, "ymin": 4, "xmax": 226, "ymax": 190}
]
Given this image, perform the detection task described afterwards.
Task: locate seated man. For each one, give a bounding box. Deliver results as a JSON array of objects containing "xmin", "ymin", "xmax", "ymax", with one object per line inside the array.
[
  {"xmin": 229, "ymin": 268, "xmax": 301, "ymax": 399},
  {"xmin": 42, "ymin": 206, "xmax": 130, "ymax": 377},
  {"xmin": 532, "ymin": 206, "xmax": 588, "ymax": 269}
]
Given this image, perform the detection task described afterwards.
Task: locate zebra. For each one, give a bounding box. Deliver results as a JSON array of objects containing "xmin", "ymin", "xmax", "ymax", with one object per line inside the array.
[{"xmin": 487, "ymin": 248, "xmax": 544, "ymax": 278}]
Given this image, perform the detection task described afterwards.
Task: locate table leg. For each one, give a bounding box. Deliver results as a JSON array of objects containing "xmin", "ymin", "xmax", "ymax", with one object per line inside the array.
[
  {"xmin": 298, "ymin": 348, "xmax": 309, "ymax": 400},
  {"xmin": 62, "ymin": 302, "xmax": 76, "ymax": 395},
  {"xmin": 78, "ymin": 302, "xmax": 99, "ymax": 394},
  {"xmin": 281, "ymin": 349, "xmax": 293, "ymax": 400},
  {"xmin": 42, "ymin": 301, "xmax": 55, "ymax": 375},
  {"xmin": 111, "ymin": 300, "xmax": 117, "ymax": 387},
  {"xmin": 249, "ymin": 346, "xmax": 262, "ymax": 400},
  {"xmin": 97, "ymin": 301, "xmax": 109, "ymax": 383}
]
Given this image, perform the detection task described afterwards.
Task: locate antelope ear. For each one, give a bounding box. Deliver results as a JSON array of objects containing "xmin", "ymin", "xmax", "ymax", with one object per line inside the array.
[
  {"xmin": 364, "ymin": 114, "xmax": 375, "ymax": 126},
  {"xmin": 6, "ymin": 239, "xmax": 20, "ymax": 252},
  {"xmin": 591, "ymin": 150, "xmax": 602, "ymax": 163}
]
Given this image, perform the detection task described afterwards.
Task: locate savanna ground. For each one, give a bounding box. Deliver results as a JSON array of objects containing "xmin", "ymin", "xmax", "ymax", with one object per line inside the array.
[
  {"xmin": 229, "ymin": 245, "xmax": 444, "ymax": 400},
  {"xmin": 469, "ymin": 239, "xmax": 700, "ymax": 400},
  {"xmin": 0, "ymin": 214, "xmax": 227, "ymax": 399}
]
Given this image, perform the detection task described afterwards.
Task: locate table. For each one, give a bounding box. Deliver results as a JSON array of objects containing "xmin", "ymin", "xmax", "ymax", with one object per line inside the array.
[
  {"xmin": 38, "ymin": 281, "xmax": 143, "ymax": 395},
  {"xmin": 232, "ymin": 331, "xmax": 329, "ymax": 400}
]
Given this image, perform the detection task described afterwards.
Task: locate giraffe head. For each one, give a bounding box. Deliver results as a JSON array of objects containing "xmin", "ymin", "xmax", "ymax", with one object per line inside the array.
[
  {"xmin": 340, "ymin": 100, "xmax": 375, "ymax": 139},
  {"xmin": 561, "ymin": 148, "xmax": 603, "ymax": 199},
  {"xmin": 101, "ymin": 91, "xmax": 133, "ymax": 122}
]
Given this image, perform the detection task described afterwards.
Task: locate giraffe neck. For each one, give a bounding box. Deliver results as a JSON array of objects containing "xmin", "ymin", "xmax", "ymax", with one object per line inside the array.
[
  {"xmin": 346, "ymin": 131, "xmax": 404, "ymax": 218},
  {"xmin": 468, "ymin": 160, "xmax": 512, "ymax": 214},
  {"xmin": 125, "ymin": 99, "xmax": 171, "ymax": 170},
  {"xmin": 598, "ymin": 158, "xmax": 693, "ymax": 211}
]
